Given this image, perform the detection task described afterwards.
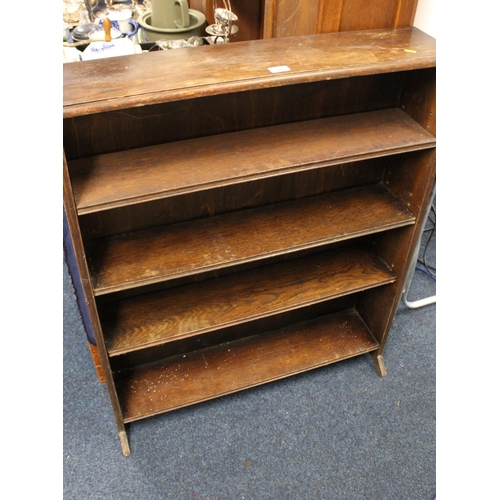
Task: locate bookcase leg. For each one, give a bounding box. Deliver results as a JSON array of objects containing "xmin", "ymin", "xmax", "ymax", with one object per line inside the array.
[
  {"xmin": 370, "ymin": 352, "xmax": 387, "ymax": 377},
  {"xmin": 119, "ymin": 430, "xmax": 131, "ymax": 456}
]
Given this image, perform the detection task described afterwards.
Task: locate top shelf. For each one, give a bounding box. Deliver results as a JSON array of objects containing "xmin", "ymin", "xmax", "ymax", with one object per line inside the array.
[{"xmin": 63, "ymin": 27, "xmax": 436, "ymax": 117}]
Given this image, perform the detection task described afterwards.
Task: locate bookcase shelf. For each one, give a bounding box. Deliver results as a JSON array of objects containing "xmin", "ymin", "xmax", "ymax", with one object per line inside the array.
[
  {"xmin": 114, "ymin": 309, "xmax": 380, "ymax": 423},
  {"xmin": 87, "ymin": 183, "xmax": 414, "ymax": 295},
  {"xmin": 69, "ymin": 108, "xmax": 434, "ymax": 214},
  {"xmin": 63, "ymin": 27, "xmax": 436, "ymax": 455},
  {"xmin": 100, "ymin": 244, "xmax": 396, "ymax": 356}
]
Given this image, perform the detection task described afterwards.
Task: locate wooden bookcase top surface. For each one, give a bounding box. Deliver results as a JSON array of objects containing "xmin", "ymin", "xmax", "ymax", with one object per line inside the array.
[{"xmin": 63, "ymin": 27, "xmax": 436, "ymax": 117}]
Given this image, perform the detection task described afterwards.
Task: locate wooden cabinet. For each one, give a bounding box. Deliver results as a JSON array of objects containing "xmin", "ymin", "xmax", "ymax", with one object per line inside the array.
[
  {"xmin": 190, "ymin": 0, "xmax": 420, "ymax": 41},
  {"xmin": 63, "ymin": 27, "xmax": 436, "ymax": 455},
  {"xmin": 264, "ymin": 0, "xmax": 419, "ymax": 38}
]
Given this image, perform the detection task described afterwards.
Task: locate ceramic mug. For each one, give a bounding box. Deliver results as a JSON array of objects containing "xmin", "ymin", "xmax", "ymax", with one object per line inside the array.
[
  {"xmin": 151, "ymin": 0, "xmax": 190, "ymax": 29},
  {"xmin": 102, "ymin": 7, "xmax": 135, "ymax": 33}
]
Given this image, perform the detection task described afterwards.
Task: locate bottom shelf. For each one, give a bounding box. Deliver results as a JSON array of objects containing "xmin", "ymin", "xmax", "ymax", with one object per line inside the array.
[{"xmin": 114, "ymin": 308, "xmax": 379, "ymax": 423}]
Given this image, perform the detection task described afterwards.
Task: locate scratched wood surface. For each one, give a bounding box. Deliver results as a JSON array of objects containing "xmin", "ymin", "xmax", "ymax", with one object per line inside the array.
[
  {"xmin": 114, "ymin": 308, "xmax": 380, "ymax": 422},
  {"xmin": 86, "ymin": 184, "xmax": 412, "ymax": 296},
  {"xmin": 62, "ymin": 28, "xmax": 436, "ymax": 455},
  {"xmin": 63, "ymin": 27, "xmax": 436, "ymax": 117},
  {"xmin": 266, "ymin": 0, "xmax": 418, "ymax": 38},
  {"xmin": 77, "ymin": 157, "xmax": 386, "ymax": 241},
  {"xmin": 62, "ymin": 71, "xmax": 405, "ymax": 162},
  {"xmin": 100, "ymin": 245, "xmax": 395, "ymax": 355},
  {"xmin": 69, "ymin": 108, "xmax": 435, "ymax": 214}
]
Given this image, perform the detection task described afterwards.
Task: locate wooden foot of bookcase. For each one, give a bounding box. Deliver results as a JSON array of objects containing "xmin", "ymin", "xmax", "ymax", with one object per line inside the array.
[
  {"xmin": 119, "ymin": 430, "xmax": 131, "ymax": 457},
  {"xmin": 371, "ymin": 352, "xmax": 387, "ymax": 377}
]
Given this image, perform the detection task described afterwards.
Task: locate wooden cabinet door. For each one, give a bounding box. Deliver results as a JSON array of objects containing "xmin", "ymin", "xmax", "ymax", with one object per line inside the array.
[
  {"xmin": 189, "ymin": 0, "xmax": 418, "ymax": 41},
  {"xmin": 263, "ymin": 0, "xmax": 419, "ymax": 39}
]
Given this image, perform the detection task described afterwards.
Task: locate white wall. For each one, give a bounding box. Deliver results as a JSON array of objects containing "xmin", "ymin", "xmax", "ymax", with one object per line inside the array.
[{"xmin": 413, "ymin": 0, "xmax": 436, "ymax": 38}]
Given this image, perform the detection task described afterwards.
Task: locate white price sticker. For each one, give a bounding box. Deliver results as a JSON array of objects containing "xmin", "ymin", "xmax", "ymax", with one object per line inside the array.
[{"xmin": 268, "ymin": 65, "xmax": 291, "ymax": 74}]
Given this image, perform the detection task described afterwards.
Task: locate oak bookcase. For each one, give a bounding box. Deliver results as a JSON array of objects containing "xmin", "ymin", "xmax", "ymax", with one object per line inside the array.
[{"xmin": 63, "ymin": 27, "xmax": 436, "ymax": 455}]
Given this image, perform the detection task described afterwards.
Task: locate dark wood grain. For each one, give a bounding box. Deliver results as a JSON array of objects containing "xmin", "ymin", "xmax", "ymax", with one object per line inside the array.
[
  {"xmin": 63, "ymin": 72, "xmax": 405, "ymax": 161},
  {"xmin": 78, "ymin": 158, "xmax": 387, "ymax": 240},
  {"xmin": 62, "ymin": 28, "xmax": 436, "ymax": 454},
  {"xmin": 268, "ymin": 0, "xmax": 418, "ymax": 38},
  {"xmin": 69, "ymin": 108, "xmax": 435, "ymax": 214},
  {"xmin": 273, "ymin": 0, "xmax": 320, "ymax": 38},
  {"xmin": 401, "ymin": 67, "xmax": 436, "ymax": 136},
  {"xmin": 356, "ymin": 149, "xmax": 436, "ymax": 349},
  {"xmin": 63, "ymin": 28, "xmax": 436, "ymax": 117},
  {"xmin": 87, "ymin": 183, "xmax": 412, "ymax": 295},
  {"xmin": 109, "ymin": 298, "xmax": 356, "ymax": 371},
  {"xmin": 100, "ymin": 244, "xmax": 395, "ymax": 355},
  {"xmin": 114, "ymin": 308, "xmax": 380, "ymax": 422},
  {"xmin": 64, "ymin": 156, "xmax": 130, "ymax": 441},
  {"xmin": 338, "ymin": 0, "xmax": 399, "ymax": 31}
]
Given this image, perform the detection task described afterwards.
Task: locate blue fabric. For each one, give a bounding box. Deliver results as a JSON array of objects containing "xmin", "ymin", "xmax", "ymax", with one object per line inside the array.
[{"xmin": 63, "ymin": 206, "xmax": 96, "ymax": 345}]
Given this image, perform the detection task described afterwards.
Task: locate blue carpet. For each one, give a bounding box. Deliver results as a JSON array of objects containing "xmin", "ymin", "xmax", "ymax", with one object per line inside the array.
[{"xmin": 64, "ymin": 222, "xmax": 436, "ymax": 499}]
